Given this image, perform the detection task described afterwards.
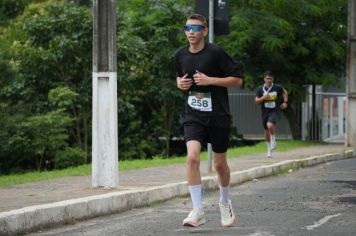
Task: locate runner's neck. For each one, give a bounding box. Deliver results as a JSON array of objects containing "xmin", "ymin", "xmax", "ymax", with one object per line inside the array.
[{"xmin": 263, "ymin": 83, "xmax": 273, "ymax": 94}]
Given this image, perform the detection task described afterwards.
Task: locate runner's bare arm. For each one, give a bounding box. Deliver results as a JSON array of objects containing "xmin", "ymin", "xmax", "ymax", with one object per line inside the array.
[
  {"xmin": 280, "ymin": 88, "xmax": 289, "ymax": 109},
  {"xmin": 255, "ymin": 94, "xmax": 269, "ymax": 105},
  {"xmin": 193, "ymin": 70, "xmax": 242, "ymax": 88}
]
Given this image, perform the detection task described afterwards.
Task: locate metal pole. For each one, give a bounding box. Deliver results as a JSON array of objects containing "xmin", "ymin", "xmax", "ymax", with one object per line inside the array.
[
  {"xmin": 346, "ymin": 0, "xmax": 356, "ymax": 146},
  {"xmin": 312, "ymin": 84, "xmax": 316, "ymax": 140},
  {"xmin": 209, "ymin": 0, "xmax": 214, "ymax": 43},
  {"xmin": 92, "ymin": 0, "xmax": 119, "ymax": 188},
  {"xmin": 207, "ymin": 0, "xmax": 214, "ymax": 173}
]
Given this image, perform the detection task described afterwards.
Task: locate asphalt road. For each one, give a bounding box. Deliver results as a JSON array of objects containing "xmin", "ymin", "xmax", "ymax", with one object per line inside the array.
[{"xmin": 28, "ymin": 158, "xmax": 356, "ymax": 236}]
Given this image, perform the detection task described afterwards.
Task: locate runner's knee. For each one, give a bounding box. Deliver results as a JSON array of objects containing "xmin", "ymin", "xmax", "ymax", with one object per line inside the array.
[
  {"xmin": 186, "ymin": 154, "xmax": 200, "ymax": 168},
  {"xmin": 267, "ymin": 122, "xmax": 274, "ymax": 130},
  {"xmin": 213, "ymin": 157, "xmax": 228, "ymax": 173}
]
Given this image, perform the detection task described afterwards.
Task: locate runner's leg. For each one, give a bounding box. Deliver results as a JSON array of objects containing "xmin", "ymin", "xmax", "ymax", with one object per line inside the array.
[{"xmin": 186, "ymin": 140, "xmax": 203, "ymax": 209}]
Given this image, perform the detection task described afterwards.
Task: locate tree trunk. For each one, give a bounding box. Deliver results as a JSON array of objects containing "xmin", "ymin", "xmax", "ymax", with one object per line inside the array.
[
  {"xmin": 283, "ymin": 102, "xmax": 302, "ymax": 139},
  {"xmin": 36, "ymin": 153, "xmax": 44, "ymax": 171},
  {"xmin": 70, "ymin": 107, "xmax": 82, "ymax": 148}
]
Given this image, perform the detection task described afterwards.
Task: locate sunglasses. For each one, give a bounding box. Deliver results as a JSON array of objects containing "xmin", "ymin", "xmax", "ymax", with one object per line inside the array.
[{"xmin": 184, "ymin": 24, "xmax": 205, "ymax": 32}]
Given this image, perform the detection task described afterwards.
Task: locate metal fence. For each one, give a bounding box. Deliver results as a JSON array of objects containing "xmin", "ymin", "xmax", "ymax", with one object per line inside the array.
[
  {"xmin": 228, "ymin": 85, "xmax": 346, "ymax": 142},
  {"xmin": 228, "ymin": 89, "xmax": 292, "ymax": 140},
  {"xmin": 301, "ymin": 85, "xmax": 346, "ymax": 141}
]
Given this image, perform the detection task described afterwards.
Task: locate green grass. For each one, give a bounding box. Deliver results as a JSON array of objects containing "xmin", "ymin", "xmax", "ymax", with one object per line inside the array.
[{"xmin": 0, "ymin": 140, "xmax": 323, "ymax": 187}]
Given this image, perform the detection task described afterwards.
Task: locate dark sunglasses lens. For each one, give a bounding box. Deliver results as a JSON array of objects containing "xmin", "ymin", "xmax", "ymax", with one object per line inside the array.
[{"xmin": 185, "ymin": 25, "xmax": 203, "ymax": 32}]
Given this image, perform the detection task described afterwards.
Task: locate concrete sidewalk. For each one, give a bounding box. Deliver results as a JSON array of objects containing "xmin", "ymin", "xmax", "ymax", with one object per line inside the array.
[{"xmin": 0, "ymin": 144, "xmax": 355, "ymax": 235}]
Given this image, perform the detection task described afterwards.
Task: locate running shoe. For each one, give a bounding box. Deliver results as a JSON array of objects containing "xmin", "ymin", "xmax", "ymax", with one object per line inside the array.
[
  {"xmin": 182, "ymin": 208, "xmax": 205, "ymax": 227},
  {"xmin": 219, "ymin": 200, "xmax": 237, "ymax": 227}
]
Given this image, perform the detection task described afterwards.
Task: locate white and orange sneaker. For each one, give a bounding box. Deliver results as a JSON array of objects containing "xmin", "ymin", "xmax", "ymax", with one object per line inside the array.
[
  {"xmin": 182, "ymin": 208, "xmax": 205, "ymax": 227},
  {"xmin": 219, "ymin": 200, "xmax": 237, "ymax": 227}
]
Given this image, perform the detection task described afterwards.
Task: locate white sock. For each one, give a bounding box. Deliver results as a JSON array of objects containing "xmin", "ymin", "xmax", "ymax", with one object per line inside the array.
[
  {"xmin": 188, "ymin": 184, "xmax": 203, "ymax": 210},
  {"xmin": 270, "ymin": 134, "xmax": 276, "ymax": 143},
  {"xmin": 266, "ymin": 141, "xmax": 271, "ymax": 149},
  {"xmin": 219, "ymin": 185, "xmax": 229, "ymax": 204}
]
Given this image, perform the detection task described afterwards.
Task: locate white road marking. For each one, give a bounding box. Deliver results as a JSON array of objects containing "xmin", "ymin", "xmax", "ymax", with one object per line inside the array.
[
  {"xmin": 305, "ymin": 213, "xmax": 342, "ymax": 230},
  {"xmin": 246, "ymin": 232, "xmax": 275, "ymax": 236}
]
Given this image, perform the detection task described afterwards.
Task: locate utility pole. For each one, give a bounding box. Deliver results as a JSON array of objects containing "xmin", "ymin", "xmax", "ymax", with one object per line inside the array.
[
  {"xmin": 92, "ymin": 0, "xmax": 119, "ymax": 188},
  {"xmin": 346, "ymin": 0, "xmax": 356, "ymax": 147},
  {"xmin": 206, "ymin": 0, "xmax": 215, "ymax": 173}
]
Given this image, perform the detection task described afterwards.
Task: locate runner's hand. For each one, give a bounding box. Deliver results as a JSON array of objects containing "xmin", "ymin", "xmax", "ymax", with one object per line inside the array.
[
  {"xmin": 193, "ymin": 70, "xmax": 211, "ymax": 86},
  {"xmin": 280, "ymin": 102, "xmax": 288, "ymax": 110},
  {"xmin": 177, "ymin": 74, "xmax": 193, "ymax": 90},
  {"xmin": 262, "ymin": 93, "xmax": 270, "ymax": 100}
]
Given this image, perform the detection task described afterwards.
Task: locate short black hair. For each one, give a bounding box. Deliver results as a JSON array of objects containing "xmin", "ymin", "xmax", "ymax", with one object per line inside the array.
[
  {"xmin": 263, "ymin": 70, "xmax": 273, "ymax": 78},
  {"xmin": 187, "ymin": 14, "xmax": 207, "ymax": 27}
]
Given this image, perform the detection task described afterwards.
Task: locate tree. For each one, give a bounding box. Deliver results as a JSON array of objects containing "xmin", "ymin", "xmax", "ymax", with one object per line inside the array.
[
  {"xmin": 17, "ymin": 111, "xmax": 73, "ymax": 171},
  {"xmin": 0, "ymin": 87, "xmax": 76, "ymax": 173},
  {"xmin": 0, "ymin": 0, "xmax": 43, "ymax": 26},
  {"xmin": 116, "ymin": 0, "xmax": 188, "ymax": 157},
  {"xmin": 219, "ymin": 0, "xmax": 347, "ymax": 138},
  {"xmin": 0, "ymin": 0, "xmax": 92, "ymax": 172}
]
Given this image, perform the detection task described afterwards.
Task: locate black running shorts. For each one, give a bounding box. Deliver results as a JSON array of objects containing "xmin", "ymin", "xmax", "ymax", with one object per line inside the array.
[
  {"xmin": 184, "ymin": 121, "xmax": 230, "ymax": 153},
  {"xmin": 262, "ymin": 112, "xmax": 277, "ymax": 130}
]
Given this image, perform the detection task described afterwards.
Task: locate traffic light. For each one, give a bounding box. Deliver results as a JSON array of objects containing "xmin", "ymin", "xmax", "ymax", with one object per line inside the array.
[{"xmin": 195, "ymin": 0, "xmax": 229, "ymax": 35}]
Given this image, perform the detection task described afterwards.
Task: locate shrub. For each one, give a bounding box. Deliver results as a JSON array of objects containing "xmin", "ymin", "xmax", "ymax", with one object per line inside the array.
[{"xmin": 54, "ymin": 147, "xmax": 86, "ymax": 169}]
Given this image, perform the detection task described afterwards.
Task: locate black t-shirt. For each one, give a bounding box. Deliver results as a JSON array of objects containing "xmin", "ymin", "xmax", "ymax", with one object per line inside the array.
[
  {"xmin": 255, "ymin": 83, "xmax": 284, "ymax": 116},
  {"xmin": 175, "ymin": 43, "xmax": 241, "ymax": 123}
]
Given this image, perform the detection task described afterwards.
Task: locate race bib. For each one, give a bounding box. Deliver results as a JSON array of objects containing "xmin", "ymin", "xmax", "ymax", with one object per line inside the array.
[
  {"xmin": 264, "ymin": 91, "xmax": 277, "ymax": 109},
  {"xmin": 187, "ymin": 91, "xmax": 212, "ymax": 112},
  {"xmin": 264, "ymin": 101, "xmax": 276, "ymax": 108}
]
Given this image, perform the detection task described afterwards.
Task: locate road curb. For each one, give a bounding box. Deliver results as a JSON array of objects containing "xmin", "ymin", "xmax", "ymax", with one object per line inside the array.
[{"xmin": 0, "ymin": 149, "xmax": 355, "ymax": 235}]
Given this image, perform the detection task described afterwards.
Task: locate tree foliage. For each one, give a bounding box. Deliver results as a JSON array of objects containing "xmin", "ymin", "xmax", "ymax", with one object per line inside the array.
[
  {"xmin": 0, "ymin": 0, "xmax": 92, "ymax": 173},
  {"xmin": 116, "ymin": 0, "xmax": 188, "ymax": 158},
  {"xmin": 223, "ymin": 0, "xmax": 346, "ymax": 87},
  {"xmin": 0, "ymin": 0, "xmax": 43, "ymax": 26}
]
